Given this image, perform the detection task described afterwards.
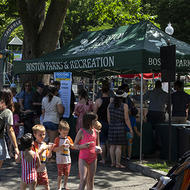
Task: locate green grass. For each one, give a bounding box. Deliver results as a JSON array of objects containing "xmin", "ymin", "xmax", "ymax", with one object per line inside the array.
[
  {"xmin": 184, "ymin": 82, "xmax": 190, "ymax": 87},
  {"xmin": 184, "ymin": 88, "xmax": 190, "ymax": 95},
  {"xmin": 144, "ymin": 161, "xmax": 174, "ymax": 173}
]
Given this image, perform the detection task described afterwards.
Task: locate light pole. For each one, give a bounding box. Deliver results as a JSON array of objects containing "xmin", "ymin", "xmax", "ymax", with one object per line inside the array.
[{"xmin": 164, "ymin": 23, "xmax": 175, "ymax": 161}]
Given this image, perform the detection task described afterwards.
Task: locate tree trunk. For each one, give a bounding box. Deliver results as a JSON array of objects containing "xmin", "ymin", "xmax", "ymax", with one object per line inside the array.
[{"xmin": 17, "ymin": 0, "xmax": 71, "ymax": 84}]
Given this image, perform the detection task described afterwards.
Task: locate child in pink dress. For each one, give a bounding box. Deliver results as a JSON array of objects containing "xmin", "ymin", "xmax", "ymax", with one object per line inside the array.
[
  {"xmin": 74, "ymin": 89, "xmax": 93, "ymax": 132},
  {"xmin": 74, "ymin": 112, "xmax": 102, "ymax": 190}
]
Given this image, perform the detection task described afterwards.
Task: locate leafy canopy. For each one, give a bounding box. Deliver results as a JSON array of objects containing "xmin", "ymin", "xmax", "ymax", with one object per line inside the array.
[{"xmin": 62, "ymin": 0, "xmax": 156, "ymax": 44}]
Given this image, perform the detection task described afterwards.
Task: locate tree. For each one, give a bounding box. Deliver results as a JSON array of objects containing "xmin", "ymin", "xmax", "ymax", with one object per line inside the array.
[
  {"xmin": 1, "ymin": 0, "xmax": 155, "ymax": 84},
  {"xmin": 142, "ymin": 0, "xmax": 190, "ymax": 43},
  {"xmin": 60, "ymin": 0, "xmax": 156, "ymax": 45},
  {"xmin": 1, "ymin": 0, "xmax": 70, "ymax": 83},
  {"xmin": 17, "ymin": 0, "xmax": 70, "ymax": 60},
  {"xmin": 1, "ymin": 0, "xmax": 156, "ymax": 57},
  {"xmin": 0, "ymin": 0, "xmax": 22, "ymax": 41}
]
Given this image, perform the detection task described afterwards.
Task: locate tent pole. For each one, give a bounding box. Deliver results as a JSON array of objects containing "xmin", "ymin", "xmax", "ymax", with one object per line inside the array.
[
  {"xmin": 92, "ymin": 74, "xmax": 95, "ymax": 102},
  {"xmin": 140, "ymin": 73, "xmax": 143, "ymax": 163}
]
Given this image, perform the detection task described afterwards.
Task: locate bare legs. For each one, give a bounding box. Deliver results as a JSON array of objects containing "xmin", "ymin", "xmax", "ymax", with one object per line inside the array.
[
  {"xmin": 57, "ymin": 175, "xmax": 68, "ymax": 190},
  {"xmin": 78, "ymin": 158, "xmax": 97, "ymax": 190},
  {"xmin": 47, "ymin": 129, "xmax": 58, "ymax": 143},
  {"xmin": 20, "ymin": 181, "xmax": 37, "ymax": 190},
  {"xmin": 127, "ymin": 139, "xmax": 133, "ymax": 159},
  {"xmin": 0, "ymin": 160, "xmax": 3, "ymax": 169},
  {"xmin": 100, "ymin": 144, "xmax": 106, "ymax": 164},
  {"xmin": 110, "ymin": 145, "xmax": 124, "ymax": 167},
  {"xmin": 115, "ymin": 145, "xmax": 122, "ymax": 166},
  {"xmin": 110, "ymin": 145, "xmax": 116, "ymax": 166},
  {"xmin": 57, "ymin": 176, "xmax": 62, "ymax": 190}
]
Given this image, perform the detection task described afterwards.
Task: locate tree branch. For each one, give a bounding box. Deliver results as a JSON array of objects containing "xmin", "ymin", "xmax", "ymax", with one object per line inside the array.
[{"xmin": 38, "ymin": 0, "xmax": 71, "ymax": 54}]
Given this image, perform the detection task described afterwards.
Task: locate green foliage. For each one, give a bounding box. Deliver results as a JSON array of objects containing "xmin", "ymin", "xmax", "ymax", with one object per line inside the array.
[
  {"xmin": 0, "ymin": 0, "xmax": 23, "ymax": 42},
  {"xmin": 184, "ymin": 88, "xmax": 190, "ymax": 95},
  {"xmin": 143, "ymin": 0, "xmax": 190, "ymax": 44},
  {"xmin": 0, "ymin": 0, "xmax": 156, "ymax": 47},
  {"xmin": 62, "ymin": 0, "xmax": 156, "ymax": 45},
  {"xmin": 89, "ymin": 0, "xmax": 154, "ymax": 27}
]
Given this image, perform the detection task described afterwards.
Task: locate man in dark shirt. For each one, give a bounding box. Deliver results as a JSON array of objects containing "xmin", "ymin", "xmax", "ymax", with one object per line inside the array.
[
  {"xmin": 171, "ymin": 80, "xmax": 190, "ymax": 123},
  {"xmin": 133, "ymin": 80, "xmax": 168, "ymax": 125},
  {"xmin": 133, "ymin": 80, "xmax": 169, "ymax": 153},
  {"xmin": 18, "ymin": 81, "xmax": 34, "ymax": 134},
  {"xmin": 19, "ymin": 81, "xmax": 34, "ymax": 111}
]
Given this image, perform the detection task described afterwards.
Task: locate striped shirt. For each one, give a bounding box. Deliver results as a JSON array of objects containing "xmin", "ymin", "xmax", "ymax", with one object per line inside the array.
[{"xmin": 21, "ymin": 151, "xmax": 37, "ymax": 184}]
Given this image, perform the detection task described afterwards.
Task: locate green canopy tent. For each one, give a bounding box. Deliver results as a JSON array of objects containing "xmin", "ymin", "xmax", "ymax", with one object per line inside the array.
[
  {"xmin": 13, "ymin": 21, "xmax": 190, "ymax": 77},
  {"xmin": 13, "ymin": 21, "xmax": 190, "ymax": 162}
]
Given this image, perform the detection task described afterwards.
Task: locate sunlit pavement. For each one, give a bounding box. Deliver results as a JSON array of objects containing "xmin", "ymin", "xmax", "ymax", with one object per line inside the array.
[{"xmin": 0, "ymin": 152, "xmax": 156, "ymax": 190}]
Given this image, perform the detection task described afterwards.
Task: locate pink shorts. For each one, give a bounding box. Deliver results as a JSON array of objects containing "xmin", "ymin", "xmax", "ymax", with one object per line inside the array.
[
  {"xmin": 57, "ymin": 163, "xmax": 71, "ymax": 177},
  {"xmin": 37, "ymin": 171, "xmax": 49, "ymax": 186}
]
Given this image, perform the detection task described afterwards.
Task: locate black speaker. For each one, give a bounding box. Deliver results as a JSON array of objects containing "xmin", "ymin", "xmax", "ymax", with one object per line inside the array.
[{"xmin": 160, "ymin": 45, "xmax": 176, "ymax": 82}]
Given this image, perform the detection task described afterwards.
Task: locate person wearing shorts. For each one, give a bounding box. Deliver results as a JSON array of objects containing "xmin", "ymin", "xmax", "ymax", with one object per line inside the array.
[
  {"xmin": 42, "ymin": 85, "xmax": 64, "ymax": 143},
  {"xmin": 32, "ymin": 125, "xmax": 54, "ymax": 190},
  {"xmin": 125, "ymin": 112, "xmax": 141, "ymax": 161},
  {"xmin": 53, "ymin": 120, "xmax": 74, "ymax": 190}
]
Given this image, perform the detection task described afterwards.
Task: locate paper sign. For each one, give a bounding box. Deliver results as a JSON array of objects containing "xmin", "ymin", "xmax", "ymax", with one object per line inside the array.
[{"xmin": 54, "ymin": 72, "xmax": 72, "ymax": 118}]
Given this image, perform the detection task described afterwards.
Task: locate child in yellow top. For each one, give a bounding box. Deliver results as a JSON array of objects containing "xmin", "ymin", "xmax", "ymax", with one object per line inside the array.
[
  {"xmin": 53, "ymin": 120, "xmax": 74, "ymax": 190},
  {"xmin": 32, "ymin": 124, "xmax": 54, "ymax": 190}
]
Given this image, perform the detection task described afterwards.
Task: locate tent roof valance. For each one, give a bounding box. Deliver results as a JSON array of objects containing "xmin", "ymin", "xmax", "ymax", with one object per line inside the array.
[{"xmin": 13, "ymin": 21, "xmax": 190, "ymax": 77}]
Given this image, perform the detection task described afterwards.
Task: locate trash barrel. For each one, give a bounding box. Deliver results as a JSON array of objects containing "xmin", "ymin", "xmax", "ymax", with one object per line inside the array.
[
  {"xmin": 157, "ymin": 123, "xmax": 179, "ymax": 162},
  {"xmin": 177, "ymin": 125, "xmax": 190, "ymax": 158},
  {"xmin": 131, "ymin": 122, "xmax": 155, "ymax": 158}
]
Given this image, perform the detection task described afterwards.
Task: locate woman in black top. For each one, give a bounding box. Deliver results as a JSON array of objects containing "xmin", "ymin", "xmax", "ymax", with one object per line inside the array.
[{"xmin": 94, "ymin": 84, "xmax": 111, "ymax": 164}]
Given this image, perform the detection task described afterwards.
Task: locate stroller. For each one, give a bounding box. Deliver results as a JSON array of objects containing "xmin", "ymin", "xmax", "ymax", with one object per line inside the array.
[{"xmin": 149, "ymin": 150, "xmax": 190, "ymax": 190}]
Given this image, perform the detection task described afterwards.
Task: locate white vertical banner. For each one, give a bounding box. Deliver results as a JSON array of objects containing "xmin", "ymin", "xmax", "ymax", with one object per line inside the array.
[{"xmin": 54, "ymin": 72, "xmax": 72, "ymax": 118}]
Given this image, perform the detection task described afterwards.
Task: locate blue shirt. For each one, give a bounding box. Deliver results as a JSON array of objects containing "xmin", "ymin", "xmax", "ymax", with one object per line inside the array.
[
  {"xmin": 19, "ymin": 90, "xmax": 33, "ymax": 110},
  {"xmin": 126, "ymin": 116, "xmax": 136, "ymax": 132}
]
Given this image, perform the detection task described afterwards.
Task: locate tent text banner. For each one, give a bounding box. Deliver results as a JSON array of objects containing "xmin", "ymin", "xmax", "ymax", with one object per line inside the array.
[
  {"xmin": 25, "ymin": 56, "xmax": 115, "ymax": 72},
  {"xmin": 14, "ymin": 21, "xmax": 190, "ymax": 76}
]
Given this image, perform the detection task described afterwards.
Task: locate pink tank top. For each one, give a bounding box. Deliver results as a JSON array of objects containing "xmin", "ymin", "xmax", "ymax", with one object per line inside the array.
[
  {"xmin": 79, "ymin": 128, "xmax": 97, "ymax": 162},
  {"xmin": 21, "ymin": 151, "xmax": 37, "ymax": 184}
]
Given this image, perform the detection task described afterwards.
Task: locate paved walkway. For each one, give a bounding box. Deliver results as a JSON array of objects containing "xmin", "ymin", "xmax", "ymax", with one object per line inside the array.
[{"xmin": 0, "ymin": 152, "xmax": 156, "ymax": 190}]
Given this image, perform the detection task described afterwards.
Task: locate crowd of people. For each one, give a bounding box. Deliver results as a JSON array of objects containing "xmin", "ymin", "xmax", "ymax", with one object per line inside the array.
[{"xmin": 0, "ymin": 78, "xmax": 190, "ymax": 189}]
